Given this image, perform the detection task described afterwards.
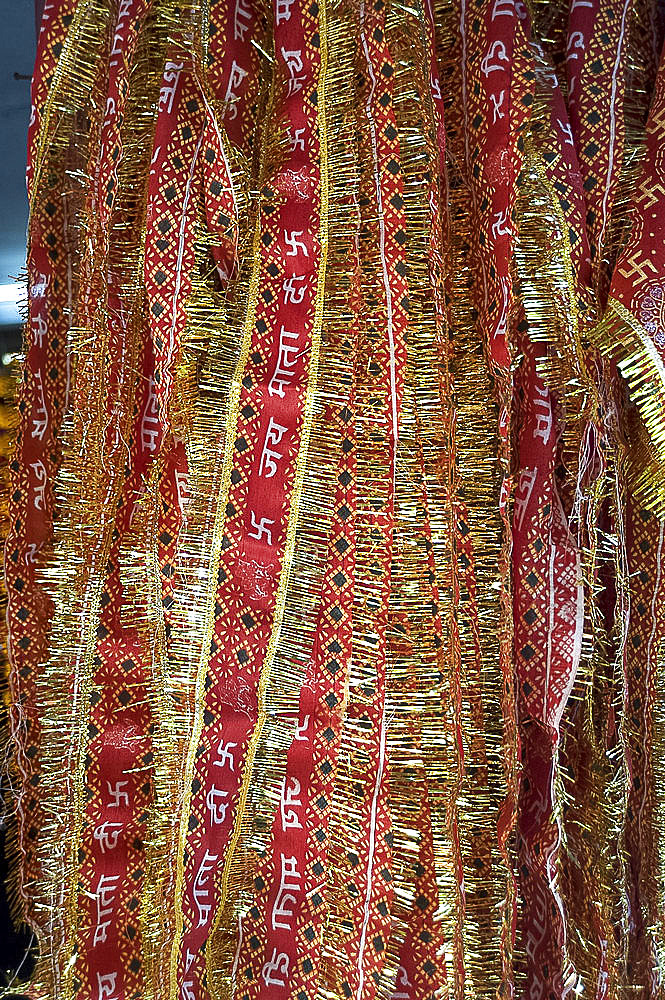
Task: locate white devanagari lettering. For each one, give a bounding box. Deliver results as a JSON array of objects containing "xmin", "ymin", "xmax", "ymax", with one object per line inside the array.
[
  {"xmin": 206, "ymin": 786, "xmax": 229, "ymax": 826},
  {"xmin": 141, "ymin": 376, "xmax": 160, "ymax": 453},
  {"xmin": 93, "ymin": 874, "xmax": 119, "ymax": 947},
  {"xmin": 480, "ymin": 40, "xmax": 509, "ymax": 76},
  {"xmin": 271, "ymin": 853, "xmax": 302, "ymax": 930},
  {"xmin": 514, "ymin": 467, "xmax": 538, "ymax": 530},
  {"xmin": 30, "ymin": 271, "xmax": 48, "ymax": 300},
  {"xmin": 280, "ymin": 776, "xmax": 303, "ymax": 831},
  {"xmin": 31, "ymin": 369, "xmax": 48, "ymax": 440},
  {"xmin": 110, "ymin": 0, "xmax": 131, "ymax": 67},
  {"xmin": 181, "ymin": 949, "xmax": 197, "ymax": 1000},
  {"xmin": 175, "ymin": 468, "xmax": 189, "ymax": 513},
  {"xmin": 97, "ymin": 971, "xmax": 119, "ymax": 1000},
  {"xmin": 491, "ymin": 208, "xmax": 511, "ymax": 240},
  {"xmin": 259, "ymin": 417, "xmax": 289, "ymax": 479},
  {"xmin": 269, "ymin": 326, "xmax": 300, "ymax": 398},
  {"xmin": 30, "ymin": 460, "xmax": 47, "ymax": 510},
  {"xmin": 276, "ymin": 0, "xmax": 295, "ymax": 23},
  {"xmin": 295, "ymin": 714, "xmax": 310, "ymax": 741},
  {"xmin": 224, "ymin": 61, "xmax": 249, "ymax": 120},
  {"xmin": 533, "ymin": 386, "xmax": 552, "ymax": 445},
  {"xmin": 557, "ymin": 118, "xmax": 574, "ymax": 146},
  {"xmin": 282, "ymin": 274, "xmax": 306, "ymax": 304},
  {"xmin": 391, "ymin": 966, "xmax": 412, "ymax": 1000},
  {"xmin": 93, "ymin": 821, "xmax": 123, "ymax": 854},
  {"xmin": 104, "ymin": 96, "xmax": 117, "ymax": 127},
  {"xmin": 262, "ymin": 948, "xmax": 290, "ymax": 988},
  {"xmin": 193, "ymin": 849, "xmax": 218, "ymax": 928},
  {"xmin": 491, "ymin": 89, "xmax": 506, "ymax": 122},
  {"xmin": 159, "ymin": 61, "xmax": 184, "ymax": 115},
  {"xmin": 281, "ymin": 48, "xmax": 306, "ymax": 96},
  {"xmin": 234, "ymin": 0, "xmax": 252, "ymax": 39},
  {"xmin": 492, "ymin": 0, "xmax": 515, "ymax": 16},
  {"xmin": 567, "ymin": 31, "xmax": 585, "ymax": 58},
  {"xmin": 32, "ymin": 311, "xmax": 47, "ymax": 348}
]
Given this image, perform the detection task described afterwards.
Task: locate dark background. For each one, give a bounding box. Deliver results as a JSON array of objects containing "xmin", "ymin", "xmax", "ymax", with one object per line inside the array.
[{"xmin": 0, "ymin": 0, "xmax": 37, "ymax": 989}]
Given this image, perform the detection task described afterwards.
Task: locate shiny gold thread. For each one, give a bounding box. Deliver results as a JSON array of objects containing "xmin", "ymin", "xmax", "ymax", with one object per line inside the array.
[
  {"xmin": 167, "ymin": 4, "xmax": 330, "ymax": 995},
  {"xmin": 216, "ymin": 0, "xmax": 330, "ymax": 920}
]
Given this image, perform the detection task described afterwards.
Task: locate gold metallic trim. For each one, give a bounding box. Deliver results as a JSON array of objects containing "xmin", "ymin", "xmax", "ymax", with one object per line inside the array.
[
  {"xmin": 167, "ymin": 74, "xmax": 272, "ymax": 1000},
  {"xmin": 167, "ymin": 4, "xmax": 330, "ymax": 994}
]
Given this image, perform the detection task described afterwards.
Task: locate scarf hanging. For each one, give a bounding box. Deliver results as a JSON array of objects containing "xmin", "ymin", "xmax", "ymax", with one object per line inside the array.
[{"xmin": 6, "ymin": 1, "xmax": 665, "ymax": 998}]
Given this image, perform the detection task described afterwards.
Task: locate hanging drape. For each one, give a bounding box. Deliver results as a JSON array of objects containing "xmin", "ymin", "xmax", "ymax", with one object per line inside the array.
[{"xmin": 7, "ymin": 0, "xmax": 665, "ymax": 997}]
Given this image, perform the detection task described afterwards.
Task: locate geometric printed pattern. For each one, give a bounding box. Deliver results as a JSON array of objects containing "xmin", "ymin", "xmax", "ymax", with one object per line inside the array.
[{"xmin": 7, "ymin": 4, "xmax": 665, "ymax": 1000}]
